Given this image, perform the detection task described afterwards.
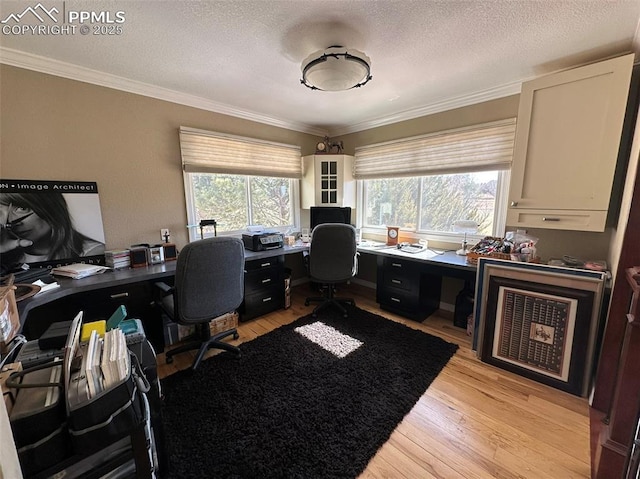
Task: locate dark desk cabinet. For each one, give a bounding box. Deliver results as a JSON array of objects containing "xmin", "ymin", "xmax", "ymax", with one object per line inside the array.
[
  {"xmin": 22, "ymin": 281, "xmax": 167, "ymax": 352},
  {"xmin": 376, "ymin": 256, "xmax": 442, "ymax": 321},
  {"xmin": 241, "ymin": 255, "xmax": 285, "ymax": 321}
]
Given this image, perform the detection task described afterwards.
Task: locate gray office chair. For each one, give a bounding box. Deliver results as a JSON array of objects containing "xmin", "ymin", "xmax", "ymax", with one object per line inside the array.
[
  {"xmin": 154, "ymin": 237, "xmax": 244, "ymax": 370},
  {"xmin": 304, "ymin": 223, "xmax": 357, "ymax": 318}
]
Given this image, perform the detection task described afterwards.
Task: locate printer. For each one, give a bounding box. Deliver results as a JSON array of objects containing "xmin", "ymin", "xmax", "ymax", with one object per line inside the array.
[{"xmin": 242, "ymin": 231, "xmax": 284, "ymax": 251}]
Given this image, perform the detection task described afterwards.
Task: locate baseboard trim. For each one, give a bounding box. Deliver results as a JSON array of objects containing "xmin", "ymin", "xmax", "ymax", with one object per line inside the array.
[{"xmin": 351, "ymin": 278, "xmax": 376, "ymax": 289}]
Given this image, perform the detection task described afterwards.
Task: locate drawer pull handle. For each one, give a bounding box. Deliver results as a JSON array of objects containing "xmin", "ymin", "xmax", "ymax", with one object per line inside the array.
[
  {"xmin": 391, "ymin": 263, "xmax": 402, "ymax": 268},
  {"xmin": 391, "ymin": 297, "xmax": 401, "ymax": 303},
  {"xmin": 542, "ymin": 217, "xmax": 560, "ymax": 222},
  {"xmin": 110, "ymin": 292, "xmax": 129, "ymax": 299},
  {"xmin": 391, "ymin": 279, "xmax": 402, "ymax": 284},
  {"xmin": 261, "ymin": 278, "xmax": 272, "ymax": 284},
  {"xmin": 262, "ymin": 297, "xmax": 272, "ymax": 303},
  {"xmin": 510, "ymin": 201, "xmax": 518, "ymax": 207},
  {"xmin": 260, "ymin": 262, "xmax": 271, "ymax": 267}
]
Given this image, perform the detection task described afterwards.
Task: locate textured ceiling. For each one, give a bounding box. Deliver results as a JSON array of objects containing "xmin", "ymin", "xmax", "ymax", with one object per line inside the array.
[{"xmin": 1, "ymin": 0, "xmax": 639, "ymax": 136}]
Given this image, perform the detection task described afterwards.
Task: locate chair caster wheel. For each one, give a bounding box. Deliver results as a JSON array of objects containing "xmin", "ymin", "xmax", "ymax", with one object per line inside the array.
[
  {"xmin": 165, "ymin": 356, "xmax": 174, "ymax": 364},
  {"xmin": 233, "ymin": 332, "xmax": 239, "ymax": 340},
  {"xmin": 304, "ymin": 300, "xmax": 310, "ymax": 306}
]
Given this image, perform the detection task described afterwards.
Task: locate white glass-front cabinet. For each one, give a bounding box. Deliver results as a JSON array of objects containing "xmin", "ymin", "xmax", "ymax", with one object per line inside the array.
[
  {"xmin": 301, "ymin": 155, "xmax": 356, "ymax": 208},
  {"xmin": 507, "ymin": 53, "xmax": 634, "ymax": 232}
]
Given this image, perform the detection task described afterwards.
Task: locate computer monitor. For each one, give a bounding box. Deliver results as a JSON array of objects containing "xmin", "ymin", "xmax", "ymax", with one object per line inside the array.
[{"xmin": 310, "ymin": 206, "xmax": 352, "ymax": 229}]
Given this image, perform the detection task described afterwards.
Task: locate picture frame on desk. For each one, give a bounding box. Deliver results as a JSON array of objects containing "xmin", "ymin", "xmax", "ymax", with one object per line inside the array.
[{"xmin": 473, "ymin": 258, "xmax": 606, "ymax": 396}]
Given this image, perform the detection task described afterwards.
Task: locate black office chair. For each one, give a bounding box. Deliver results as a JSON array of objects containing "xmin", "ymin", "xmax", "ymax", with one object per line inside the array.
[
  {"xmin": 154, "ymin": 237, "xmax": 244, "ymax": 370},
  {"xmin": 304, "ymin": 223, "xmax": 358, "ymax": 318}
]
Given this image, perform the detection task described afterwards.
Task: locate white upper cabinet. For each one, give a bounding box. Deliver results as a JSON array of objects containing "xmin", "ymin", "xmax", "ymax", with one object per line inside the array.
[
  {"xmin": 301, "ymin": 155, "xmax": 356, "ymax": 208},
  {"xmin": 507, "ymin": 54, "xmax": 634, "ymax": 232}
]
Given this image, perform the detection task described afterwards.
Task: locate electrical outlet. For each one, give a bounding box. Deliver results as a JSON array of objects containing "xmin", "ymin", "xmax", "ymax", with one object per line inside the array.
[{"xmin": 160, "ymin": 228, "xmax": 170, "ymax": 242}]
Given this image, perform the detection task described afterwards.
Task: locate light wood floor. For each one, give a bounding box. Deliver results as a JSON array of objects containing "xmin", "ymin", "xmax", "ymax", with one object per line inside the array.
[{"xmin": 157, "ymin": 283, "xmax": 591, "ymax": 479}]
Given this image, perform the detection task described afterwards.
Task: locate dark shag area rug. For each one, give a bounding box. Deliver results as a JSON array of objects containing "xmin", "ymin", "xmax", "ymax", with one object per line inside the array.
[{"xmin": 160, "ymin": 306, "xmax": 458, "ymax": 478}]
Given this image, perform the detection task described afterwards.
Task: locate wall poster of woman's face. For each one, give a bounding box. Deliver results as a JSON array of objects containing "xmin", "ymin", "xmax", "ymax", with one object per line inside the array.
[{"xmin": 0, "ymin": 179, "xmax": 106, "ymax": 274}]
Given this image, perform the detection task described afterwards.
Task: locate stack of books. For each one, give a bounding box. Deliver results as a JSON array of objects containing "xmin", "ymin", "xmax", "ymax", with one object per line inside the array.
[
  {"xmin": 100, "ymin": 328, "xmax": 129, "ymax": 390},
  {"xmin": 51, "ymin": 263, "xmax": 109, "ymax": 279},
  {"xmin": 105, "ymin": 249, "xmax": 131, "ymax": 269},
  {"xmin": 84, "ymin": 330, "xmax": 102, "ymax": 398},
  {"xmin": 82, "ymin": 328, "xmax": 129, "ymax": 399}
]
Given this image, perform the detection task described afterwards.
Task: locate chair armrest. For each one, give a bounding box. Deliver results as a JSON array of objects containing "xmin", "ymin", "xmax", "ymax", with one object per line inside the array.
[{"xmin": 153, "ymin": 281, "xmax": 174, "ymax": 297}]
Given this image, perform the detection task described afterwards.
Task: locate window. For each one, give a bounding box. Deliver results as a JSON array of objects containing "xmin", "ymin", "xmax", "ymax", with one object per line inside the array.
[
  {"xmin": 355, "ymin": 119, "xmax": 515, "ymax": 240},
  {"xmin": 179, "ymin": 127, "xmax": 302, "ymax": 239},
  {"xmin": 185, "ymin": 173, "xmax": 298, "ymax": 237},
  {"xmin": 362, "ymin": 170, "xmax": 509, "ymax": 237}
]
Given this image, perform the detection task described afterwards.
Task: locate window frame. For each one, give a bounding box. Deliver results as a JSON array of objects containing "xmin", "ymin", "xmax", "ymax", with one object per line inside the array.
[
  {"xmin": 356, "ymin": 169, "xmax": 510, "ymax": 245},
  {"xmin": 183, "ymin": 171, "xmax": 300, "ymax": 241}
]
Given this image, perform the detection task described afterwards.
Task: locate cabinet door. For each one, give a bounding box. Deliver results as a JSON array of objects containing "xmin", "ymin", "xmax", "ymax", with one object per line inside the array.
[
  {"xmin": 509, "ymin": 54, "xmax": 633, "ymax": 219},
  {"xmin": 301, "ymin": 155, "xmax": 355, "ymax": 208}
]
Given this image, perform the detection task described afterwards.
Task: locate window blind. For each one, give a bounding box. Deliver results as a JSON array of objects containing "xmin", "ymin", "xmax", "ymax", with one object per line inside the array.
[
  {"xmin": 353, "ymin": 118, "xmax": 517, "ymax": 179},
  {"xmin": 179, "ymin": 126, "xmax": 302, "ymax": 178}
]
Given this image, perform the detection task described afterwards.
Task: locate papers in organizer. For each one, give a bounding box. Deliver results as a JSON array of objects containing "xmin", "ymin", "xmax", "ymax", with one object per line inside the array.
[
  {"xmin": 52, "ymin": 263, "xmax": 109, "ymax": 279},
  {"xmin": 102, "ymin": 328, "xmax": 129, "ymax": 389}
]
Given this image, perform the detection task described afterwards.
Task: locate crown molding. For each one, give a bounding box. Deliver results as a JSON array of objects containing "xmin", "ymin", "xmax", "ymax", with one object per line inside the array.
[
  {"xmin": 1, "ymin": 46, "xmax": 522, "ymax": 139},
  {"xmin": 328, "ymin": 81, "xmax": 523, "ymax": 136},
  {"xmin": 3, "ymin": 47, "xmax": 638, "ymax": 140},
  {"xmin": 0, "ymin": 47, "xmax": 328, "ymax": 136}
]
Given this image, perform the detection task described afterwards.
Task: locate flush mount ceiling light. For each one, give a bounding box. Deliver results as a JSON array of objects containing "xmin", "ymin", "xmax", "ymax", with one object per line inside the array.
[{"xmin": 300, "ymin": 46, "xmax": 372, "ymax": 91}]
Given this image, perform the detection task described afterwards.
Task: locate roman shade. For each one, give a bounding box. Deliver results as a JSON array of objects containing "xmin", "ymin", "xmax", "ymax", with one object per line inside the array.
[
  {"xmin": 353, "ymin": 118, "xmax": 517, "ymax": 179},
  {"xmin": 179, "ymin": 126, "xmax": 302, "ymax": 179}
]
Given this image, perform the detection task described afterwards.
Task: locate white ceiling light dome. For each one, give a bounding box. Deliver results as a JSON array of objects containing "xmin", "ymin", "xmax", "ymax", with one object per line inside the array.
[{"xmin": 301, "ymin": 46, "xmax": 372, "ymax": 91}]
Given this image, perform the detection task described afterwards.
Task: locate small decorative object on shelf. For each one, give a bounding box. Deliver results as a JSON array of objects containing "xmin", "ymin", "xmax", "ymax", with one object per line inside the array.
[
  {"xmin": 386, "ymin": 226, "xmax": 399, "ymax": 246},
  {"xmin": 315, "ymin": 136, "xmax": 344, "ymax": 154}
]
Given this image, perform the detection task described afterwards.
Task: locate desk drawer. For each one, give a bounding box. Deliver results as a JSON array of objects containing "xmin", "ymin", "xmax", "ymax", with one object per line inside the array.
[
  {"xmin": 380, "ymin": 257, "xmax": 420, "ymax": 292},
  {"xmin": 376, "ymin": 255, "xmax": 443, "ymax": 322},
  {"xmin": 378, "ymin": 289, "xmax": 421, "ymax": 311},
  {"xmin": 381, "ymin": 268, "xmax": 420, "ymax": 292},
  {"xmin": 244, "ymin": 256, "xmax": 284, "ymax": 272},
  {"xmin": 244, "ymin": 269, "xmax": 282, "ymax": 295},
  {"xmin": 78, "ymin": 283, "xmax": 152, "ymax": 319},
  {"xmin": 242, "ymin": 286, "xmax": 284, "ymax": 320}
]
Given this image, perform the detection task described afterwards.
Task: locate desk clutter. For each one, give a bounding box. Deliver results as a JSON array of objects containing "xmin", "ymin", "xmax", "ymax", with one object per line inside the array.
[
  {"xmin": 466, "ymin": 232, "xmax": 540, "ymax": 265},
  {"xmin": 51, "ymin": 262, "xmax": 109, "ymax": 279},
  {"xmin": 105, "ymin": 242, "xmax": 178, "ymax": 269},
  {"xmin": 1, "ymin": 307, "xmax": 162, "ymax": 478}
]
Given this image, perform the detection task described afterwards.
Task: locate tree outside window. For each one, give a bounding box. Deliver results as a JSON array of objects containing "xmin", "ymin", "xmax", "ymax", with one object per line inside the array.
[
  {"xmin": 189, "ymin": 173, "xmax": 294, "ymax": 233},
  {"xmin": 364, "ymin": 171, "xmax": 500, "ymax": 236}
]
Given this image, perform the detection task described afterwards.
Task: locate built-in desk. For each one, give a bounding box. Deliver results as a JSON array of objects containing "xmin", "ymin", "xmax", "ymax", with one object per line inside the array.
[
  {"xmin": 357, "ymin": 244, "xmax": 475, "ymax": 278},
  {"xmin": 17, "ymin": 242, "xmax": 473, "ymax": 348},
  {"xmin": 17, "ymin": 244, "xmax": 309, "ymax": 351},
  {"xmin": 356, "ymin": 244, "xmax": 477, "ymax": 321}
]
